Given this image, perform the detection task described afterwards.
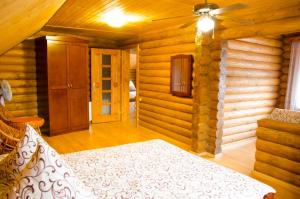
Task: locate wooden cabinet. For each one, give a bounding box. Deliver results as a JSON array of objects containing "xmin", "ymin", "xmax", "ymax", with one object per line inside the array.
[
  {"xmin": 170, "ymin": 55, "xmax": 193, "ymax": 97},
  {"xmin": 36, "ymin": 36, "xmax": 89, "ymax": 135}
]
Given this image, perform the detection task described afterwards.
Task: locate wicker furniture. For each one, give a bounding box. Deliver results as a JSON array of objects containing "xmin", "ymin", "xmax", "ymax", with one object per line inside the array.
[
  {"xmin": 0, "ymin": 105, "xmax": 44, "ymax": 135},
  {"xmin": 0, "ymin": 120, "xmax": 21, "ymax": 154}
]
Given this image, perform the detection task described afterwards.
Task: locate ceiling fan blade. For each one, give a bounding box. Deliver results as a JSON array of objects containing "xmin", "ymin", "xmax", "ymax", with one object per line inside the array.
[
  {"xmin": 179, "ymin": 18, "xmax": 197, "ymax": 29},
  {"xmin": 209, "ymin": 3, "xmax": 248, "ymax": 15},
  {"xmin": 216, "ymin": 15, "xmax": 255, "ymax": 25},
  {"xmin": 152, "ymin": 15, "xmax": 194, "ymax": 22}
]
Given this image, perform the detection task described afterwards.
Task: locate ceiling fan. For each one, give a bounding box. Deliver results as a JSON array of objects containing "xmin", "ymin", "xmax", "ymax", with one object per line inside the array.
[{"xmin": 152, "ymin": 0, "xmax": 253, "ymax": 33}]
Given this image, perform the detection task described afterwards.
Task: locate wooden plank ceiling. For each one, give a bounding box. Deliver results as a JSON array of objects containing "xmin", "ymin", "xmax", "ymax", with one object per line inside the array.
[
  {"xmin": 44, "ymin": 0, "xmax": 300, "ymax": 42},
  {"xmin": 0, "ymin": 0, "xmax": 65, "ymax": 55}
]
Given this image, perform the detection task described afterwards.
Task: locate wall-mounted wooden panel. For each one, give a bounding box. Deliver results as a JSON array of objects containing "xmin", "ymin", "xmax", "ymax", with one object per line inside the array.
[{"xmin": 220, "ymin": 37, "xmax": 283, "ymax": 148}]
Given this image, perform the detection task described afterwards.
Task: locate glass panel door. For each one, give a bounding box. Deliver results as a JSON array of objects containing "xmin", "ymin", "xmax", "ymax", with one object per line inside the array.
[
  {"xmin": 101, "ymin": 54, "xmax": 112, "ymax": 115},
  {"xmin": 91, "ymin": 49, "xmax": 121, "ymax": 123}
]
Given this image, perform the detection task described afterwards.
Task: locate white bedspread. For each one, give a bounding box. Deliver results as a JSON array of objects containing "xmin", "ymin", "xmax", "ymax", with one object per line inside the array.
[{"xmin": 62, "ymin": 140, "xmax": 275, "ymax": 199}]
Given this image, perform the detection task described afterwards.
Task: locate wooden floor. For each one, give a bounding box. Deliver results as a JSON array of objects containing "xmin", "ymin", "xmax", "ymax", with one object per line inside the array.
[
  {"xmin": 44, "ymin": 118, "xmax": 191, "ymax": 154},
  {"xmin": 206, "ymin": 142, "xmax": 255, "ymax": 175},
  {"xmin": 44, "ymin": 118, "xmax": 296, "ymax": 199}
]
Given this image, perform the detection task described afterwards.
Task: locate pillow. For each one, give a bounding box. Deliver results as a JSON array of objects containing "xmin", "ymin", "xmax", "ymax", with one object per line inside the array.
[
  {"xmin": 3, "ymin": 127, "xmax": 95, "ymax": 199},
  {"xmin": 269, "ymin": 108, "xmax": 300, "ymax": 124},
  {"xmin": 0, "ymin": 125, "xmax": 38, "ymax": 183},
  {"xmin": 0, "ymin": 126, "xmax": 94, "ymax": 199},
  {"xmin": 129, "ymin": 80, "xmax": 136, "ymax": 92}
]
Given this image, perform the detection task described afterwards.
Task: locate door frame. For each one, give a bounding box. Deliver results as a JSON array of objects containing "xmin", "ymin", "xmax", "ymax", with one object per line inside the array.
[{"xmin": 121, "ymin": 44, "xmax": 139, "ymax": 127}]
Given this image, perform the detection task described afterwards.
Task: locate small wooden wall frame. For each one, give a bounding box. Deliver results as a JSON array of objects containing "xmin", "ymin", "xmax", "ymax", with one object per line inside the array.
[{"xmin": 170, "ymin": 54, "xmax": 193, "ymax": 97}]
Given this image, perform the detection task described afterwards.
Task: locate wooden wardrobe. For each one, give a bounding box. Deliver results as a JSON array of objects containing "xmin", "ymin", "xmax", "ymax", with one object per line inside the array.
[{"xmin": 36, "ymin": 36, "xmax": 89, "ymax": 135}]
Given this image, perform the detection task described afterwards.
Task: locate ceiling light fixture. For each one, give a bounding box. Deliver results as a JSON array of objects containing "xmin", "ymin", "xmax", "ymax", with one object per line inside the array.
[
  {"xmin": 101, "ymin": 8, "xmax": 141, "ymax": 28},
  {"xmin": 196, "ymin": 14, "xmax": 215, "ymax": 33}
]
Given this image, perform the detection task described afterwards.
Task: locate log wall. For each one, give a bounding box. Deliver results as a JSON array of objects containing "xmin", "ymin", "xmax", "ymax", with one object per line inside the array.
[
  {"xmin": 255, "ymin": 119, "xmax": 300, "ymax": 187},
  {"xmin": 278, "ymin": 38, "xmax": 291, "ymax": 108},
  {"xmin": 138, "ymin": 27, "xmax": 195, "ymax": 147},
  {"xmin": 0, "ymin": 40, "xmax": 43, "ymax": 118},
  {"xmin": 220, "ymin": 37, "xmax": 283, "ymax": 148},
  {"xmin": 193, "ymin": 35, "xmax": 223, "ymax": 153}
]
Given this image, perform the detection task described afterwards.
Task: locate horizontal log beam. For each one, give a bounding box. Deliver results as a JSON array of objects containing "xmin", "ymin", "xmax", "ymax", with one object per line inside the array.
[
  {"xmin": 140, "ymin": 97, "xmax": 192, "ymax": 114},
  {"xmin": 139, "ymin": 115, "xmax": 191, "ymax": 138},
  {"xmin": 139, "ymin": 76, "xmax": 170, "ymax": 85},
  {"xmin": 223, "ymin": 107, "xmax": 273, "ymax": 120},
  {"xmin": 0, "ymin": 65, "xmax": 36, "ymax": 72},
  {"xmin": 0, "ymin": 56, "xmax": 36, "ymax": 65},
  {"xmin": 256, "ymin": 150, "xmax": 300, "ymax": 175},
  {"xmin": 256, "ymin": 139, "xmax": 300, "ymax": 162},
  {"xmin": 140, "ymin": 70, "xmax": 170, "ymax": 77},
  {"xmin": 256, "ymin": 127, "xmax": 300, "ymax": 149},
  {"xmin": 237, "ymin": 37, "xmax": 282, "ymax": 48},
  {"xmin": 139, "ymin": 83, "xmax": 169, "ymax": 93},
  {"xmin": 258, "ymin": 119, "xmax": 300, "ymax": 134},
  {"xmin": 225, "ymin": 86, "xmax": 278, "ymax": 94},
  {"xmin": 225, "ymin": 58, "xmax": 281, "ymax": 70},
  {"xmin": 223, "ymin": 114, "xmax": 268, "ymax": 128},
  {"xmin": 139, "ymin": 109, "xmax": 191, "ymax": 130},
  {"xmin": 225, "ymin": 40, "xmax": 282, "ymax": 55},
  {"xmin": 226, "ymin": 77, "xmax": 280, "ymax": 87},
  {"xmin": 224, "ymin": 93, "xmax": 278, "ymax": 103},
  {"xmin": 254, "ymin": 161, "xmax": 300, "ymax": 187},
  {"xmin": 140, "ymin": 43, "xmax": 195, "ymax": 56},
  {"xmin": 225, "ymin": 49, "xmax": 281, "ymax": 63},
  {"xmin": 223, "ymin": 123, "xmax": 257, "ymax": 136},
  {"xmin": 140, "ymin": 53, "xmax": 195, "ymax": 63},
  {"xmin": 139, "ymin": 62, "xmax": 170, "ymax": 70},
  {"xmin": 0, "ymin": 72, "xmax": 36, "ymax": 80},
  {"xmin": 2, "ymin": 49, "xmax": 36, "ymax": 58},
  {"xmin": 226, "ymin": 67, "xmax": 280, "ymax": 78},
  {"xmin": 139, "ymin": 103, "xmax": 192, "ymax": 122},
  {"xmin": 139, "ymin": 120, "xmax": 191, "ymax": 145},
  {"xmin": 221, "ymin": 16, "xmax": 300, "ymax": 40},
  {"xmin": 224, "ymin": 100, "xmax": 277, "ymax": 111},
  {"xmin": 222, "ymin": 130, "xmax": 256, "ymax": 144},
  {"xmin": 139, "ymin": 90, "xmax": 192, "ymax": 105}
]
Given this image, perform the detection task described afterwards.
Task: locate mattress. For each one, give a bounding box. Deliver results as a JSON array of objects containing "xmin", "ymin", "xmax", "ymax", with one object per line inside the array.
[
  {"xmin": 62, "ymin": 139, "xmax": 275, "ymax": 199},
  {"xmin": 129, "ymin": 91, "xmax": 136, "ymax": 101}
]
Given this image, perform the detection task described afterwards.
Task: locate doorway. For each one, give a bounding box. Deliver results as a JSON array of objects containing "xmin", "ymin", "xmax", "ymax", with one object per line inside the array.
[
  {"xmin": 91, "ymin": 46, "xmax": 139, "ymax": 125},
  {"xmin": 129, "ymin": 49, "xmax": 137, "ymax": 121},
  {"xmin": 91, "ymin": 49, "xmax": 121, "ymax": 123}
]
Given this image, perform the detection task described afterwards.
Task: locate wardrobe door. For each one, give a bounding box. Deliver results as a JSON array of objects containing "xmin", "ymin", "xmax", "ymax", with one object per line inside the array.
[
  {"xmin": 47, "ymin": 41, "xmax": 69, "ymax": 134},
  {"xmin": 48, "ymin": 89, "xmax": 69, "ymax": 134},
  {"xmin": 68, "ymin": 44, "xmax": 89, "ymax": 130}
]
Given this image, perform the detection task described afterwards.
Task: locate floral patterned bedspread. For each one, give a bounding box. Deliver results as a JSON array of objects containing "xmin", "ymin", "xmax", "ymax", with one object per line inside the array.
[{"xmin": 62, "ymin": 139, "xmax": 275, "ymax": 199}]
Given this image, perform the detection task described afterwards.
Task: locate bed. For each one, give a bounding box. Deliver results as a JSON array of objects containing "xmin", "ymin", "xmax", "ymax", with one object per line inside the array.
[
  {"xmin": 129, "ymin": 80, "xmax": 136, "ymax": 102},
  {"xmin": 62, "ymin": 139, "xmax": 275, "ymax": 199},
  {"xmin": 0, "ymin": 126, "xmax": 275, "ymax": 198}
]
